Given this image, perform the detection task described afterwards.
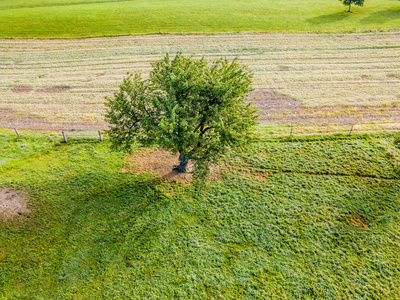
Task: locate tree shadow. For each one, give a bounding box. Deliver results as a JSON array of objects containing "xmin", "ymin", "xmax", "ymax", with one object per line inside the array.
[
  {"xmin": 360, "ymin": 9, "xmax": 400, "ymax": 24},
  {"xmin": 307, "ymin": 12, "xmax": 350, "ymax": 25},
  {"xmin": 67, "ymin": 171, "xmax": 168, "ymax": 213}
]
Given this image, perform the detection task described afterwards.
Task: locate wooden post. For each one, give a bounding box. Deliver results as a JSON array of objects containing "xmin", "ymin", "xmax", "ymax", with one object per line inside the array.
[
  {"xmin": 290, "ymin": 125, "xmax": 294, "ymax": 137},
  {"xmin": 98, "ymin": 130, "xmax": 103, "ymax": 141},
  {"xmin": 14, "ymin": 128, "xmax": 20, "ymax": 138},
  {"xmin": 62, "ymin": 131, "xmax": 67, "ymax": 142},
  {"xmin": 349, "ymin": 125, "xmax": 354, "ymax": 136}
]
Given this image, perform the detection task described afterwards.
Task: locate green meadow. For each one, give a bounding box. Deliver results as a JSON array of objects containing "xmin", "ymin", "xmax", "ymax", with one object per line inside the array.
[
  {"xmin": 1, "ymin": 132, "xmax": 399, "ymax": 298},
  {"xmin": 0, "ymin": 0, "xmax": 399, "ymax": 38},
  {"xmin": 1, "ymin": 0, "xmax": 399, "ymax": 296}
]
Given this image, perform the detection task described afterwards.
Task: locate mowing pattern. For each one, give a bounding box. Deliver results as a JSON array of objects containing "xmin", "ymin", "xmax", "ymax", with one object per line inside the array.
[{"xmin": 1, "ymin": 32, "xmax": 399, "ymax": 128}]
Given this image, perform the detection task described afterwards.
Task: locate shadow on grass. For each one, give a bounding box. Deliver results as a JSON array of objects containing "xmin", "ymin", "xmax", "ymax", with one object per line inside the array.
[
  {"xmin": 65, "ymin": 172, "xmax": 169, "ymax": 220},
  {"xmin": 307, "ymin": 12, "xmax": 350, "ymax": 24},
  {"xmin": 360, "ymin": 9, "xmax": 400, "ymax": 24},
  {"xmin": 0, "ymin": 169, "xmax": 192, "ymax": 297},
  {"xmin": 2, "ymin": 141, "xmax": 400, "ymax": 298},
  {"xmin": 62, "ymin": 172, "xmax": 176, "ymax": 255}
]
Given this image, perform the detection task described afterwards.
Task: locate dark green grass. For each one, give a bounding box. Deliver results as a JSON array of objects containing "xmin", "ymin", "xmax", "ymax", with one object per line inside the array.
[
  {"xmin": 0, "ymin": 134, "xmax": 399, "ymax": 298},
  {"xmin": 0, "ymin": 0, "xmax": 399, "ymax": 38}
]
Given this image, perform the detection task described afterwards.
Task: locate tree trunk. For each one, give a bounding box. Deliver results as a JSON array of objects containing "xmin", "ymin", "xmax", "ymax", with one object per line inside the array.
[
  {"xmin": 347, "ymin": 3, "xmax": 351, "ymax": 12},
  {"xmin": 176, "ymin": 157, "xmax": 189, "ymax": 172},
  {"xmin": 175, "ymin": 150, "xmax": 189, "ymax": 172}
]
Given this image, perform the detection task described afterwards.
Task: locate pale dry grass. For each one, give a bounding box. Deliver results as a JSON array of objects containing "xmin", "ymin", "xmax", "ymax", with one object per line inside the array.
[
  {"xmin": 122, "ymin": 148, "xmax": 225, "ymax": 186},
  {"xmin": 0, "ymin": 188, "xmax": 30, "ymax": 221},
  {"xmin": 1, "ymin": 31, "xmax": 399, "ymax": 127},
  {"xmin": 123, "ymin": 149, "xmax": 194, "ymax": 184}
]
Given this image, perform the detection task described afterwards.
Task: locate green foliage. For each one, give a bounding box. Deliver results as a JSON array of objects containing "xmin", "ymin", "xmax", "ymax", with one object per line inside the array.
[
  {"xmin": 0, "ymin": 133, "xmax": 400, "ymax": 298},
  {"xmin": 339, "ymin": 0, "xmax": 365, "ymax": 12},
  {"xmin": 105, "ymin": 53, "xmax": 257, "ymax": 175}
]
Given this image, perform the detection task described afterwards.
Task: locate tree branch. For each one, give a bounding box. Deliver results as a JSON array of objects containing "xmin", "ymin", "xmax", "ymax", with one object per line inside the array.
[{"xmin": 200, "ymin": 126, "xmax": 214, "ymax": 136}]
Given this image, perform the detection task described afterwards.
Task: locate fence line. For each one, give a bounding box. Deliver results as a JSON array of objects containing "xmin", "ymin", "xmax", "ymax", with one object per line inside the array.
[
  {"xmin": 2, "ymin": 123, "xmax": 399, "ymax": 140},
  {"xmin": 258, "ymin": 123, "xmax": 400, "ymax": 139}
]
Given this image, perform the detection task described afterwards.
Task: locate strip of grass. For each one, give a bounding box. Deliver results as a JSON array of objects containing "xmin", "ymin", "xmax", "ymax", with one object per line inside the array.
[
  {"xmin": 242, "ymin": 136, "xmax": 400, "ymax": 179},
  {"xmin": 0, "ymin": 0, "xmax": 399, "ymax": 38},
  {"xmin": 0, "ymin": 134, "xmax": 399, "ymax": 298},
  {"xmin": 0, "ymin": 133, "xmax": 58, "ymax": 166}
]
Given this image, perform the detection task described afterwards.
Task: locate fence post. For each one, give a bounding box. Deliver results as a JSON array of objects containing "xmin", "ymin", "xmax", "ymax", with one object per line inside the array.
[
  {"xmin": 14, "ymin": 128, "xmax": 20, "ymax": 138},
  {"xmin": 98, "ymin": 130, "xmax": 103, "ymax": 141},
  {"xmin": 290, "ymin": 125, "xmax": 294, "ymax": 137},
  {"xmin": 349, "ymin": 125, "xmax": 354, "ymax": 136},
  {"xmin": 62, "ymin": 131, "xmax": 67, "ymax": 142}
]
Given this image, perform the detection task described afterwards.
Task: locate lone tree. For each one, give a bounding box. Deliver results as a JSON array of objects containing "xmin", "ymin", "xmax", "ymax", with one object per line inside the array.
[
  {"xmin": 339, "ymin": 0, "xmax": 364, "ymax": 12},
  {"xmin": 105, "ymin": 53, "xmax": 258, "ymax": 176}
]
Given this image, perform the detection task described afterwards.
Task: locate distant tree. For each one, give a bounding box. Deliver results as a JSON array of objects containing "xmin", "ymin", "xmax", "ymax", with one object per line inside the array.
[
  {"xmin": 340, "ymin": 0, "xmax": 364, "ymax": 12},
  {"xmin": 105, "ymin": 53, "xmax": 258, "ymax": 177}
]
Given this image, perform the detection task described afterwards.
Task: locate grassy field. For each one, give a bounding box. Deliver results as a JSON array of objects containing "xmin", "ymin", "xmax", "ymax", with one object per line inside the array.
[
  {"xmin": 0, "ymin": 0, "xmax": 399, "ymax": 38},
  {"xmin": 1, "ymin": 31, "xmax": 399, "ymax": 130},
  {"xmin": 1, "ymin": 131, "xmax": 400, "ymax": 298},
  {"xmin": 1, "ymin": 0, "xmax": 399, "ymax": 297}
]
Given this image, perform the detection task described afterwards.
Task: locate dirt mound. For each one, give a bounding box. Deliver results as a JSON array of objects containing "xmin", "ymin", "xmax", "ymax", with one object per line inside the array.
[
  {"xmin": 0, "ymin": 188, "xmax": 30, "ymax": 221},
  {"xmin": 35, "ymin": 86, "xmax": 71, "ymax": 93},
  {"xmin": 249, "ymin": 88, "xmax": 303, "ymax": 109},
  {"xmin": 10, "ymin": 86, "xmax": 32, "ymax": 93},
  {"xmin": 124, "ymin": 149, "xmax": 193, "ymax": 183}
]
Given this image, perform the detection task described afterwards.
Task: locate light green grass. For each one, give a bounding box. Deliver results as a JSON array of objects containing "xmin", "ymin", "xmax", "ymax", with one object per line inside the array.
[
  {"xmin": 243, "ymin": 137, "xmax": 400, "ymax": 179},
  {"xmin": 0, "ymin": 0, "xmax": 399, "ymax": 38},
  {"xmin": 0, "ymin": 133, "xmax": 58, "ymax": 165},
  {"xmin": 1, "ymin": 132, "xmax": 399, "ymax": 298}
]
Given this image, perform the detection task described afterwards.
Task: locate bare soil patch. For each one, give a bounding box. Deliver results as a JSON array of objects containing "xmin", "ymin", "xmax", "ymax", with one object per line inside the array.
[
  {"xmin": 0, "ymin": 108, "xmax": 105, "ymax": 131},
  {"xmin": 10, "ymin": 86, "xmax": 32, "ymax": 93},
  {"xmin": 258, "ymin": 104, "xmax": 400, "ymax": 125},
  {"xmin": 0, "ymin": 188, "xmax": 30, "ymax": 221},
  {"xmin": 123, "ymin": 149, "xmax": 193, "ymax": 183},
  {"xmin": 248, "ymin": 89, "xmax": 400, "ymax": 125},
  {"xmin": 35, "ymin": 86, "xmax": 71, "ymax": 93},
  {"xmin": 386, "ymin": 73, "xmax": 399, "ymax": 78},
  {"xmin": 344, "ymin": 213, "xmax": 369, "ymax": 230},
  {"xmin": 1, "ymin": 102, "xmax": 400, "ymax": 131},
  {"xmin": 249, "ymin": 89, "xmax": 303, "ymax": 109}
]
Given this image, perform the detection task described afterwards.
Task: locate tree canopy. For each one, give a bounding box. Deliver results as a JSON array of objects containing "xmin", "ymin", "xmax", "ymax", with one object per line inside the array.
[
  {"xmin": 339, "ymin": 0, "xmax": 364, "ymax": 12},
  {"xmin": 105, "ymin": 53, "xmax": 258, "ymax": 176}
]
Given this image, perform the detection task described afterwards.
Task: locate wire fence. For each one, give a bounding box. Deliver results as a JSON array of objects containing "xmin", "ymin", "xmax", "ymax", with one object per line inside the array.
[
  {"xmin": 2, "ymin": 122, "xmax": 399, "ymax": 142},
  {"xmin": 62, "ymin": 130, "xmax": 103, "ymax": 142},
  {"xmin": 257, "ymin": 122, "xmax": 400, "ymax": 139}
]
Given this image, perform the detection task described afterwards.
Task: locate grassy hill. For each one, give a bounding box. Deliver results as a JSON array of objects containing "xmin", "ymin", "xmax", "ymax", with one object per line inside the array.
[
  {"xmin": 1, "ymin": 131, "xmax": 399, "ymax": 298},
  {"xmin": 0, "ymin": 0, "xmax": 399, "ymax": 38}
]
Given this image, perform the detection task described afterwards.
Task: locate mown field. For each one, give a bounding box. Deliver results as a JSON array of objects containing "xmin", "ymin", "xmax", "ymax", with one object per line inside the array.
[
  {"xmin": 1, "ymin": 31, "xmax": 400, "ymax": 131},
  {"xmin": 0, "ymin": 0, "xmax": 399, "ymax": 38},
  {"xmin": 1, "ymin": 131, "xmax": 400, "ymax": 298}
]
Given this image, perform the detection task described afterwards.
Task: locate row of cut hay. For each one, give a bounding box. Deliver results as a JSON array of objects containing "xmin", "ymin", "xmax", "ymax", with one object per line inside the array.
[{"xmin": 1, "ymin": 32, "xmax": 399, "ymax": 124}]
